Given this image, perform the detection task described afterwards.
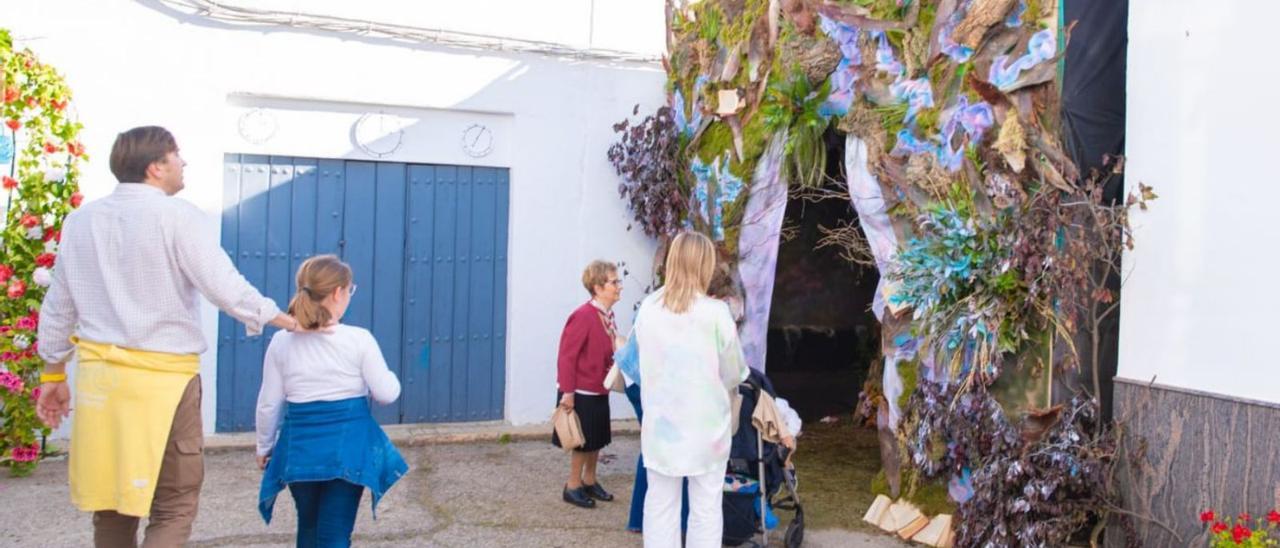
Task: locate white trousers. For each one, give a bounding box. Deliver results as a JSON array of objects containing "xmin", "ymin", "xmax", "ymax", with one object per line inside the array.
[{"xmin": 643, "ymin": 467, "xmax": 724, "ymax": 548}]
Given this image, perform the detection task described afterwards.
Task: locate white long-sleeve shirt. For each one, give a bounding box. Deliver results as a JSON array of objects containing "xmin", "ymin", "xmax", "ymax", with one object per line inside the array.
[
  {"xmin": 37, "ymin": 183, "xmax": 281, "ymax": 363},
  {"xmin": 255, "ymin": 324, "xmax": 401, "ymax": 456}
]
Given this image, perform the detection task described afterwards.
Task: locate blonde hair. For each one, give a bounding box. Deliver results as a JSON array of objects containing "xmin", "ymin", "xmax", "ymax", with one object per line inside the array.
[
  {"xmin": 288, "ymin": 254, "xmax": 353, "ymax": 330},
  {"xmin": 661, "ymin": 232, "xmax": 716, "ymax": 314},
  {"xmin": 581, "ymin": 260, "xmax": 618, "ymax": 296}
]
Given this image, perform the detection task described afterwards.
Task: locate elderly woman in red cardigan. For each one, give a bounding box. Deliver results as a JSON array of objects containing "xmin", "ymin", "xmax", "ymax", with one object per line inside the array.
[{"xmin": 553, "ymin": 260, "xmax": 623, "ymax": 508}]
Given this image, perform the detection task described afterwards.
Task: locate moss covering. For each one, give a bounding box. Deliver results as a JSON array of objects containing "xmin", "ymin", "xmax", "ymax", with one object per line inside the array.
[
  {"xmin": 853, "ymin": 0, "xmax": 911, "ymax": 21},
  {"xmin": 696, "ymin": 3, "xmax": 724, "ymax": 42},
  {"xmin": 694, "ymin": 116, "xmax": 767, "ymax": 183},
  {"xmin": 871, "ymin": 469, "xmax": 957, "ymax": 517},
  {"xmin": 1027, "ymin": 0, "xmax": 1045, "ymax": 28},
  {"xmin": 727, "ymin": 0, "xmax": 770, "ymax": 45},
  {"xmin": 917, "ymin": 0, "xmax": 940, "ymax": 35},
  {"xmin": 914, "ymin": 107, "xmax": 941, "ymax": 138},
  {"xmin": 896, "ymin": 359, "xmax": 919, "ymax": 412},
  {"xmin": 874, "ymin": 102, "xmax": 909, "ymax": 150}
]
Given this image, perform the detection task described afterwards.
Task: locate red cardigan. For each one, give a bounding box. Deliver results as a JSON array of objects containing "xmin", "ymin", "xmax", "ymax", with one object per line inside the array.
[{"xmin": 556, "ymin": 302, "xmax": 614, "ymax": 394}]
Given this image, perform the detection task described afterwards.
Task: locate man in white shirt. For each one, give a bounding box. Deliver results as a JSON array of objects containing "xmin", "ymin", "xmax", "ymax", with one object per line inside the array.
[{"xmin": 34, "ymin": 126, "xmax": 299, "ymax": 547}]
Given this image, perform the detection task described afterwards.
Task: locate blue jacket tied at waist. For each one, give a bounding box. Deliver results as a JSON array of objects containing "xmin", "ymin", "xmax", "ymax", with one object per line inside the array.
[{"xmin": 259, "ymin": 397, "xmax": 408, "ymax": 524}]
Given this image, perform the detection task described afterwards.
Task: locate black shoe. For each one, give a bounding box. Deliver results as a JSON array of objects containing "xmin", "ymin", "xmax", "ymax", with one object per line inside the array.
[
  {"xmin": 583, "ymin": 483, "xmax": 614, "ymax": 502},
  {"xmin": 563, "ymin": 486, "xmax": 596, "ymax": 508}
]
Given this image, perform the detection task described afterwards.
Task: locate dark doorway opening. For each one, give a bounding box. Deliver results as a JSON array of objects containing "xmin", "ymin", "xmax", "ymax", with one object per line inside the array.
[{"xmin": 765, "ymin": 129, "xmax": 880, "ymax": 422}]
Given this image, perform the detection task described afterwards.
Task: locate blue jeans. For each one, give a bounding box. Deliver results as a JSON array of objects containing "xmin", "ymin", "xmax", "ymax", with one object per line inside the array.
[
  {"xmin": 626, "ymin": 383, "xmax": 689, "ymax": 533},
  {"xmin": 289, "ymin": 479, "xmax": 364, "ymax": 547}
]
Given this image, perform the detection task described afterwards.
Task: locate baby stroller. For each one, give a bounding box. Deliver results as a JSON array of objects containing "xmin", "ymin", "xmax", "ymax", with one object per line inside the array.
[{"xmin": 723, "ymin": 369, "xmax": 805, "ymax": 547}]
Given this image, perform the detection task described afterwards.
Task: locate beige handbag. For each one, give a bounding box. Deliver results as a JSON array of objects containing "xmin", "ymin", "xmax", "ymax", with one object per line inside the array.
[{"xmin": 552, "ymin": 406, "xmax": 585, "ymax": 452}]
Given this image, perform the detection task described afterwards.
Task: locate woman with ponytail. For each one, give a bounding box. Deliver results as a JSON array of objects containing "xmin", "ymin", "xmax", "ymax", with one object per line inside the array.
[{"xmin": 254, "ymin": 255, "xmax": 407, "ymax": 547}]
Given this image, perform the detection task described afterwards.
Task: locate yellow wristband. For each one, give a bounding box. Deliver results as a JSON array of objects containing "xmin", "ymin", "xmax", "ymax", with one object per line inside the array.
[{"xmin": 39, "ymin": 372, "xmax": 67, "ymax": 383}]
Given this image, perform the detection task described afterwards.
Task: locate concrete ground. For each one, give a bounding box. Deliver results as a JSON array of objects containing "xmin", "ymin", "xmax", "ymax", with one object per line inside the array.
[{"xmin": 1, "ymin": 433, "xmax": 908, "ymax": 547}]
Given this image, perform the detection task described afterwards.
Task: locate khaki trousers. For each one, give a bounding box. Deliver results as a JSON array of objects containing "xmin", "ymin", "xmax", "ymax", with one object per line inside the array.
[{"xmin": 92, "ymin": 375, "xmax": 204, "ymax": 548}]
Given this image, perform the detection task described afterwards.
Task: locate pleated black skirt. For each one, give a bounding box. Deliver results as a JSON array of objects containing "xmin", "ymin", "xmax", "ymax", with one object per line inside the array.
[{"xmin": 552, "ymin": 391, "xmax": 612, "ymax": 452}]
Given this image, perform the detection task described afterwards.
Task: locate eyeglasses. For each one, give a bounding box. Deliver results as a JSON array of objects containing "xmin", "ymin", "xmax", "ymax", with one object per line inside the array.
[{"xmin": 348, "ymin": 284, "xmax": 358, "ymax": 296}]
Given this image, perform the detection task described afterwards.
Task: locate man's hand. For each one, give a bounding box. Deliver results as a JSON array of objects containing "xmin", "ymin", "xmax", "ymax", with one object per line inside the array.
[
  {"xmin": 36, "ymin": 381, "xmax": 72, "ymax": 429},
  {"xmin": 256, "ymin": 454, "xmax": 270, "ymax": 470},
  {"xmin": 270, "ymin": 314, "xmax": 301, "ymax": 333},
  {"xmin": 559, "ymin": 392, "xmax": 575, "ymax": 411},
  {"xmin": 272, "ymin": 313, "xmax": 337, "ymax": 334}
]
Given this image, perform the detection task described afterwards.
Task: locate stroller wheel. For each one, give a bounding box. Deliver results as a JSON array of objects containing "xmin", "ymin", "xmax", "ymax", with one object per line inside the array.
[{"xmin": 784, "ymin": 505, "xmax": 805, "ymax": 547}]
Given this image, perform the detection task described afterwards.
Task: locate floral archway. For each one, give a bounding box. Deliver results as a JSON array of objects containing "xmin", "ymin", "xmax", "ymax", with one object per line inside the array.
[
  {"xmin": 0, "ymin": 28, "xmax": 85, "ymax": 476},
  {"xmin": 607, "ymin": 1, "xmax": 1154, "ymax": 545}
]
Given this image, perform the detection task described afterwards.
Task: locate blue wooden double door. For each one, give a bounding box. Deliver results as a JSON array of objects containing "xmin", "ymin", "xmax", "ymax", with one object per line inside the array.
[{"xmin": 216, "ymin": 154, "xmax": 509, "ymax": 432}]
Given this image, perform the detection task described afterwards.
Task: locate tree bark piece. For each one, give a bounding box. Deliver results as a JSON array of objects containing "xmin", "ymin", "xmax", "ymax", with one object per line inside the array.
[{"xmin": 953, "ymin": 0, "xmax": 1020, "ymax": 48}]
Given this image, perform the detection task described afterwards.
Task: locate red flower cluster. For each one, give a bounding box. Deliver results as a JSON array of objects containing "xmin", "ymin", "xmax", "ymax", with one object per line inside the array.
[
  {"xmin": 4, "ymin": 119, "xmax": 18, "ymax": 132},
  {"xmin": 70, "ymin": 193, "xmax": 83, "ymax": 208},
  {"xmin": 43, "ymin": 142, "xmax": 60, "ymax": 154},
  {"xmin": 15, "ymin": 316, "xmax": 35, "ymax": 331},
  {"xmin": 10, "ymin": 444, "xmax": 39, "ymax": 463},
  {"xmin": 66, "ymin": 141, "xmax": 85, "ymax": 157},
  {"xmin": 2, "ymin": 86, "xmax": 18, "ymax": 103},
  {"xmin": 7, "ymin": 279, "xmax": 26, "ymax": 299},
  {"xmin": 50, "ymin": 99, "xmax": 68, "ymax": 111},
  {"xmin": 1232, "ymin": 523, "xmax": 1252, "ymax": 544},
  {"xmin": 2, "ymin": 176, "xmax": 17, "ymax": 190},
  {"xmin": 34, "ymin": 253, "xmax": 56, "ymax": 268},
  {"xmin": 0, "ymin": 265, "xmax": 11, "ymax": 281},
  {"xmin": 19, "ymin": 213, "xmax": 39, "ymax": 228},
  {"xmin": 43, "ymin": 228, "xmax": 61, "ymax": 242},
  {"xmin": 1203, "ymin": 507, "xmax": 1280, "ymax": 545}
]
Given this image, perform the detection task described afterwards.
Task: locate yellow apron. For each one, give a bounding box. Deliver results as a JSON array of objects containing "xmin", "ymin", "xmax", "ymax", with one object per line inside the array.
[{"xmin": 68, "ymin": 337, "xmax": 200, "ymax": 517}]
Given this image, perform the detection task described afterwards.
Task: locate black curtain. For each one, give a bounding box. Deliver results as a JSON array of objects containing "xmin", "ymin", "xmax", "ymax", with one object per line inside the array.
[
  {"xmin": 1063, "ymin": 0, "xmax": 1128, "ymax": 197},
  {"xmin": 1061, "ymin": 0, "xmax": 1128, "ymax": 420}
]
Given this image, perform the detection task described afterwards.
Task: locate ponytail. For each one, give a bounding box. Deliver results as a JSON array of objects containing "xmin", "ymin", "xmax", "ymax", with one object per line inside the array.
[{"xmin": 288, "ymin": 255, "xmax": 352, "ymax": 330}]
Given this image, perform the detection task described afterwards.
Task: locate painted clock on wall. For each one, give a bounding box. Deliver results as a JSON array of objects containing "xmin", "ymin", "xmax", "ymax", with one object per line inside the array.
[
  {"xmin": 461, "ymin": 123, "xmax": 494, "ymax": 158},
  {"xmin": 354, "ymin": 112, "xmax": 406, "ymax": 158}
]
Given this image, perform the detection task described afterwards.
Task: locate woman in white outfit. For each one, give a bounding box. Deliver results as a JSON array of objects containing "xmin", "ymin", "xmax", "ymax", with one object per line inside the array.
[{"xmin": 633, "ymin": 231, "xmax": 749, "ymax": 548}]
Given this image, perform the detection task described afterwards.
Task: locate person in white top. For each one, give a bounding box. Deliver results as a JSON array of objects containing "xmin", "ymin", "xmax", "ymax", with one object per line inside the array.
[
  {"xmin": 634, "ymin": 232, "xmax": 749, "ymax": 548},
  {"xmin": 254, "ymin": 255, "xmax": 406, "ymax": 547}
]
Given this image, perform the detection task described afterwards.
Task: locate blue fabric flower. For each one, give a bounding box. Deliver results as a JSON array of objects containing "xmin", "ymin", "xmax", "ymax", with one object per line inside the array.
[
  {"xmin": 819, "ymin": 58, "xmax": 859, "ymax": 118},
  {"xmin": 818, "ymin": 16, "xmax": 861, "ymax": 118},
  {"xmin": 989, "ymin": 29, "xmax": 1057, "ymax": 90},
  {"xmin": 873, "ymin": 31, "xmax": 905, "ymax": 78},
  {"xmin": 1005, "ymin": 0, "xmax": 1028, "ymax": 27}
]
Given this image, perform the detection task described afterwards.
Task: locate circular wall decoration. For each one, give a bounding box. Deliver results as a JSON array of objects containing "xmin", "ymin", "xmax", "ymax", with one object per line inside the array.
[
  {"xmin": 237, "ymin": 108, "xmax": 278, "ymax": 145},
  {"xmin": 461, "ymin": 123, "xmax": 494, "ymax": 158},
  {"xmin": 354, "ymin": 112, "xmax": 406, "ymax": 158}
]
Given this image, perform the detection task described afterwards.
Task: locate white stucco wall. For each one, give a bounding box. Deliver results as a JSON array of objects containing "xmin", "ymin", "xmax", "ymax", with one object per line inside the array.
[
  {"xmin": 1120, "ymin": 0, "xmax": 1280, "ymax": 404},
  {"xmin": 9, "ymin": 0, "xmax": 666, "ymax": 432}
]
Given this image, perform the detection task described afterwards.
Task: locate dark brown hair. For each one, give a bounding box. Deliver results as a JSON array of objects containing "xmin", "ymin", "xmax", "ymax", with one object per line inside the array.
[
  {"xmin": 288, "ymin": 255, "xmax": 353, "ymax": 330},
  {"xmin": 109, "ymin": 126, "xmax": 177, "ymax": 183}
]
